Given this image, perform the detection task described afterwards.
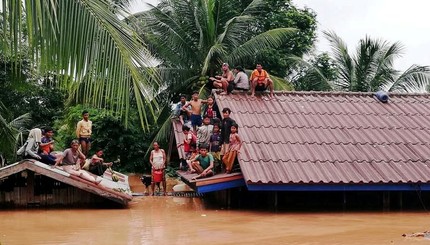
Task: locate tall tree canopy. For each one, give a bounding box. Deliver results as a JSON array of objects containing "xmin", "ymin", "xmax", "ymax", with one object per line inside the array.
[
  {"xmin": 246, "ymin": 0, "xmax": 318, "ymax": 78},
  {"xmin": 1, "ymin": 0, "xmax": 159, "ymax": 128},
  {"xmin": 134, "ymin": 0, "xmax": 296, "ymax": 96}
]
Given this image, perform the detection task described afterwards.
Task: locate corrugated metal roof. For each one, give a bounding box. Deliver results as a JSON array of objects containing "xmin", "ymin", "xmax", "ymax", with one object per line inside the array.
[{"xmin": 214, "ymin": 91, "xmax": 430, "ymax": 185}]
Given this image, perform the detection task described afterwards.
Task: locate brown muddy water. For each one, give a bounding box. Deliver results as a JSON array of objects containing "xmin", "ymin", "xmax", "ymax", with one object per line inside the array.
[{"xmin": 1, "ymin": 176, "xmax": 430, "ymax": 245}]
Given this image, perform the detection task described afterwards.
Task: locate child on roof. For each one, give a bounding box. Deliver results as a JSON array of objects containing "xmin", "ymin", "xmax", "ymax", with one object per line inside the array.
[
  {"xmin": 182, "ymin": 91, "xmax": 207, "ymax": 132},
  {"xmin": 38, "ymin": 127, "xmax": 57, "ymax": 165},
  {"xmin": 209, "ymin": 123, "xmax": 223, "ymax": 173},
  {"xmin": 222, "ymin": 123, "xmax": 241, "ymax": 174},
  {"xmin": 197, "ymin": 116, "xmax": 213, "ymax": 150},
  {"xmin": 203, "ymin": 96, "xmax": 220, "ymax": 125},
  {"xmin": 190, "ymin": 144, "xmax": 215, "ymax": 180},
  {"xmin": 172, "ymin": 94, "xmax": 191, "ymax": 125},
  {"xmin": 177, "ymin": 125, "xmax": 197, "ymax": 171}
]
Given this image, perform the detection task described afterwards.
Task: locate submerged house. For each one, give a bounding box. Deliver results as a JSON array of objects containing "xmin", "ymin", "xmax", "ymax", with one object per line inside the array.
[
  {"xmin": 0, "ymin": 160, "xmax": 132, "ymax": 208},
  {"xmin": 174, "ymin": 91, "xmax": 430, "ymax": 207}
]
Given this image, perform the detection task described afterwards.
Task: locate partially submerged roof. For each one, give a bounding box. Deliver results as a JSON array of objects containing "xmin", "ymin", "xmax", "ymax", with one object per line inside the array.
[
  {"xmin": 177, "ymin": 170, "xmax": 244, "ymax": 193},
  {"xmin": 215, "ymin": 91, "xmax": 430, "ymax": 191},
  {"xmin": 0, "ymin": 160, "xmax": 132, "ymax": 205}
]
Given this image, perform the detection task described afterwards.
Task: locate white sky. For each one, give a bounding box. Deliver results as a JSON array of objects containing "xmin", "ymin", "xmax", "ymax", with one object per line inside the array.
[{"xmin": 131, "ymin": 0, "xmax": 430, "ymax": 71}]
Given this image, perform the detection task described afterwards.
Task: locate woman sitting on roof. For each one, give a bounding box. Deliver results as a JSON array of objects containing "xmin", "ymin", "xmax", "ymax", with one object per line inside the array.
[{"xmin": 16, "ymin": 128, "xmax": 42, "ymax": 161}]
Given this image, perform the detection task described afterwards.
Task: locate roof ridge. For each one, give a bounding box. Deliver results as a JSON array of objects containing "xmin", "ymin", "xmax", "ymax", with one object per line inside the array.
[
  {"xmin": 243, "ymin": 141, "xmax": 430, "ymax": 146},
  {"xmin": 241, "ymin": 125, "xmax": 430, "ymax": 130}
]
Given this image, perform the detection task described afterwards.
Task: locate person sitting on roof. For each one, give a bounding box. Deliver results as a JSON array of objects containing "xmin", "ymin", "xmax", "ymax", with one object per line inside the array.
[
  {"xmin": 232, "ymin": 66, "xmax": 249, "ymax": 92},
  {"xmin": 54, "ymin": 140, "xmax": 102, "ymax": 184},
  {"xmin": 172, "ymin": 94, "xmax": 191, "ymax": 125},
  {"xmin": 210, "ymin": 63, "xmax": 235, "ymax": 95},
  {"xmin": 249, "ymin": 63, "xmax": 274, "ymax": 97},
  {"xmin": 38, "ymin": 127, "xmax": 57, "ymax": 165},
  {"xmin": 190, "ymin": 144, "xmax": 215, "ymax": 180},
  {"xmin": 88, "ymin": 148, "xmax": 114, "ymax": 176},
  {"xmin": 222, "ymin": 123, "xmax": 241, "ymax": 174},
  {"xmin": 16, "ymin": 128, "xmax": 42, "ymax": 161}
]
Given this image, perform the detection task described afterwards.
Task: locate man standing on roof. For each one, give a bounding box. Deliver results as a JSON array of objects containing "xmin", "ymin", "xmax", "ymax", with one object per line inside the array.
[
  {"xmin": 76, "ymin": 110, "xmax": 92, "ymax": 157},
  {"xmin": 250, "ymin": 63, "xmax": 274, "ymax": 97},
  {"xmin": 210, "ymin": 63, "xmax": 235, "ymax": 95}
]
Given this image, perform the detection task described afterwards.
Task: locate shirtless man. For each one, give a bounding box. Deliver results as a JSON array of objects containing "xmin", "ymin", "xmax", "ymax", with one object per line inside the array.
[
  {"xmin": 250, "ymin": 63, "xmax": 274, "ymax": 97},
  {"xmin": 182, "ymin": 91, "xmax": 207, "ymax": 132},
  {"xmin": 210, "ymin": 63, "xmax": 235, "ymax": 95}
]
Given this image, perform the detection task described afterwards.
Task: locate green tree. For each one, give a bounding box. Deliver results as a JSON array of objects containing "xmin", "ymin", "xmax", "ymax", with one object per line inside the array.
[
  {"xmin": 1, "ymin": 0, "xmax": 159, "ymax": 129},
  {"xmin": 134, "ymin": 0, "xmax": 296, "ymax": 95},
  {"xmin": 290, "ymin": 52, "xmax": 336, "ymax": 91},
  {"xmin": 248, "ymin": 0, "xmax": 318, "ymax": 78},
  {"xmin": 324, "ymin": 31, "xmax": 430, "ymax": 92},
  {"xmin": 0, "ymin": 102, "xmax": 31, "ymax": 161}
]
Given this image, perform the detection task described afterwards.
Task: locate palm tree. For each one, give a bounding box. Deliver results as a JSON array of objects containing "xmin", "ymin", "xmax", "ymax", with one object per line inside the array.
[
  {"xmin": 1, "ymin": 0, "xmax": 159, "ymax": 129},
  {"xmin": 0, "ymin": 102, "xmax": 31, "ymax": 163},
  {"xmin": 128, "ymin": 0, "xmax": 296, "ymax": 146},
  {"xmin": 133, "ymin": 0, "xmax": 296, "ymax": 94},
  {"xmin": 324, "ymin": 31, "xmax": 430, "ymax": 93}
]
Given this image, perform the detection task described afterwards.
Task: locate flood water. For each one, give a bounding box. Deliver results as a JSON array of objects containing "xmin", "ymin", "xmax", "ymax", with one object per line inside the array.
[{"xmin": 1, "ymin": 176, "xmax": 430, "ymax": 245}]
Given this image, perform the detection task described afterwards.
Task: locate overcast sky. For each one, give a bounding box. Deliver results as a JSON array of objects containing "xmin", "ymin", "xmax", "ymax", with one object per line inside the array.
[{"xmin": 130, "ymin": 0, "xmax": 430, "ymax": 71}]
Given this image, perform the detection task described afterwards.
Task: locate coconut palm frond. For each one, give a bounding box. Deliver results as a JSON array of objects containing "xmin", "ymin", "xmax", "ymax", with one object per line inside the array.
[
  {"xmin": 3, "ymin": 0, "xmax": 160, "ymax": 130},
  {"xmin": 387, "ymin": 65, "xmax": 430, "ymax": 93},
  {"xmin": 323, "ymin": 30, "xmax": 355, "ymax": 91},
  {"xmin": 228, "ymin": 28, "xmax": 297, "ymax": 65},
  {"xmin": 143, "ymin": 105, "xmax": 173, "ymax": 159},
  {"xmin": 286, "ymin": 54, "xmax": 333, "ymax": 91}
]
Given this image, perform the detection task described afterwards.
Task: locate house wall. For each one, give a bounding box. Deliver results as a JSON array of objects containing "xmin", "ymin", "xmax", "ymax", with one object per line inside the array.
[{"xmin": 0, "ymin": 171, "xmax": 118, "ymax": 208}]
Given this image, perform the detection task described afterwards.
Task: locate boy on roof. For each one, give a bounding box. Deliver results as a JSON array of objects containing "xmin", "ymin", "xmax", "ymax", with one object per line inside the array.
[
  {"xmin": 182, "ymin": 91, "xmax": 207, "ymax": 132},
  {"xmin": 190, "ymin": 144, "xmax": 214, "ymax": 180}
]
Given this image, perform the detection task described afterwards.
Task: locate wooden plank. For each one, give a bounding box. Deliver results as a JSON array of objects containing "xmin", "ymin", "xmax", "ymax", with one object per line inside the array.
[
  {"xmin": 0, "ymin": 162, "xmax": 29, "ymax": 180},
  {"xmin": 196, "ymin": 174, "xmax": 243, "ymax": 186},
  {"xmin": 25, "ymin": 164, "xmax": 131, "ymax": 206},
  {"xmin": 0, "ymin": 160, "xmax": 132, "ymax": 206},
  {"xmin": 177, "ymin": 170, "xmax": 243, "ymax": 186}
]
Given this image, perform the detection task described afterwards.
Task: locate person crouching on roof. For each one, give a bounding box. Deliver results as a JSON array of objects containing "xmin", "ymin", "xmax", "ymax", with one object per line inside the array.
[{"xmin": 190, "ymin": 144, "xmax": 215, "ymax": 180}]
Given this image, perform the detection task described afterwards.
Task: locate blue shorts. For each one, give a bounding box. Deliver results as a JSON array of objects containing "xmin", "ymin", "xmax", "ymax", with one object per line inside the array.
[{"xmin": 190, "ymin": 114, "xmax": 202, "ymax": 127}]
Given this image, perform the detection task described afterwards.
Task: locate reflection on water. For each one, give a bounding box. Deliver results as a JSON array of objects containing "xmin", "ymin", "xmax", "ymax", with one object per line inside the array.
[{"xmin": 0, "ymin": 176, "xmax": 429, "ymax": 245}]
